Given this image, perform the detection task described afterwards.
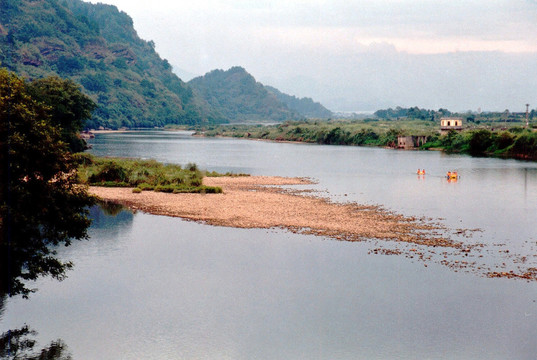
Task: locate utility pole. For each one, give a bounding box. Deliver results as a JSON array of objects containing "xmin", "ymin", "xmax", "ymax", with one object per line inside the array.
[{"xmin": 526, "ymin": 104, "xmax": 530, "ymax": 128}]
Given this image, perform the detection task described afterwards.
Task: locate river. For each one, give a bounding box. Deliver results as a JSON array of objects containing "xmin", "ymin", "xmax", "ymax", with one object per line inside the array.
[{"xmin": 2, "ymin": 130, "xmax": 537, "ymax": 359}]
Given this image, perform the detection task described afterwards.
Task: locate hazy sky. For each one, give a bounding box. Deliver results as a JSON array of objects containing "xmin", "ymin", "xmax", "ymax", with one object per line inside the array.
[{"xmin": 86, "ymin": 0, "xmax": 537, "ymax": 112}]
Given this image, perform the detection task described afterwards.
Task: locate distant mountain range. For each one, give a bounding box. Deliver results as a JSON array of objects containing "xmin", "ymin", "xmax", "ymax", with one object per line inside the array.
[
  {"xmin": 188, "ymin": 67, "xmax": 333, "ymax": 122},
  {"xmin": 188, "ymin": 67, "xmax": 297, "ymax": 122},
  {"xmin": 0, "ymin": 0, "xmax": 332, "ymax": 128},
  {"xmin": 264, "ymin": 85, "xmax": 332, "ymax": 119},
  {"xmin": 0, "ymin": 0, "xmax": 219, "ymax": 128}
]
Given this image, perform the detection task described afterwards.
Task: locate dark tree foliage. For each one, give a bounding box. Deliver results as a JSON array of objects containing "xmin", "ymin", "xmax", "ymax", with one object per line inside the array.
[
  {"xmin": 0, "ymin": 69, "xmax": 95, "ymax": 298},
  {"xmin": 56, "ymin": 56, "xmax": 85, "ymax": 75},
  {"xmin": 27, "ymin": 76, "xmax": 95, "ymax": 152},
  {"xmin": 80, "ymin": 73, "xmax": 109, "ymax": 94},
  {"xmin": 468, "ymin": 129, "xmax": 493, "ymax": 156},
  {"xmin": 509, "ymin": 132, "xmax": 537, "ymax": 159},
  {"xmin": 493, "ymin": 131, "xmax": 515, "ymax": 150},
  {"xmin": 439, "ymin": 130, "xmax": 467, "ymax": 153},
  {"xmin": 265, "ymin": 85, "xmax": 332, "ymax": 119},
  {"xmin": 0, "ymin": 325, "xmax": 72, "ymax": 360},
  {"xmin": 321, "ymin": 127, "xmax": 348, "ymax": 145},
  {"xmin": 0, "ymin": 326, "xmax": 37, "ymax": 360}
]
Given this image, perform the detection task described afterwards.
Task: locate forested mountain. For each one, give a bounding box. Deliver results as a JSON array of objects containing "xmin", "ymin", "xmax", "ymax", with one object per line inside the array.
[
  {"xmin": 0, "ymin": 0, "xmax": 331, "ymax": 127},
  {"xmin": 0, "ymin": 0, "xmax": 222, "ymax": 128},
  {"xmin": 188, "ymin": 67, "xmax": 298, "ymax": 122},
  {"xmin": 264, "ymin": 85, "xmax": 332, "ymax": 118}
]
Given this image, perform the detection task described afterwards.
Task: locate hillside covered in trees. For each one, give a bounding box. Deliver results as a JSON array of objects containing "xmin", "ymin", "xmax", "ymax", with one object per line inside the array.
[
  {"xmin": 0, "ymin": 0, "xmax": 332, "ymax": 128},
  {"xmin": 0, "ymin": 0, "xmax": 223, "ymax": 128},
  {"xmin": 188, "ymin": 67, "xmax": 299, "ymax": 122},
  {"xmin": 265, "ymin": 85, "xmax": 332, "ymax": 119}
]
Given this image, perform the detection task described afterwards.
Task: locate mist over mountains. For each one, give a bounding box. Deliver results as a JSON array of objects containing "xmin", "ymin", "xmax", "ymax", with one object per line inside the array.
[
  {"xmin": 118, "ymin": 0, "xmax": 536, "ymax": 114},
  {"xmin": 3, "ymin": 0, "xmax": 532, "ymax": 128},
  {"xmin": 259, "ymin": 48, "xmax": 537, "ymax": 113}
]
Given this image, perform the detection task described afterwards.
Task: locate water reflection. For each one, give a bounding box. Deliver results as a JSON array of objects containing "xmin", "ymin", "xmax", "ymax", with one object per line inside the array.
[
  {"xmin": 0, "ymin": 324, "xmax": 72, "ymax": 360},
  {"xmin": 89, "ymin": 202, "xmax": 134, "ymax": 231},
  {"xmin": 0, "ymin": 204, "xmax": 132, "ymax": 360},
  {"xmin": 97, "ymin": 199, "xmax": 125, "ymax": 216},
  {"xmin": 50, "ymin": 204, "xmax": 136, "ymax": 265},
  {"xmin": 1, "ymin": 294, "xmax": 70, "ymax": 359}
]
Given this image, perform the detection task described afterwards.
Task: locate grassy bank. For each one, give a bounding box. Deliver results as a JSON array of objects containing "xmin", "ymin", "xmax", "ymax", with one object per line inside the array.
[
  {"xmin": 422, "ymin": 128, "xmax": 537, "ymax": 160},
  {"xmin": 191, "ymin": 119, "xmax": 439, "ymax": 146},
  {"xmin": 189, "ymin": 120, "xmax": 537, "ymax": 161},
  {"xmin": 75, "ymin": 154, "xmax": 248, "ymax": 194}
]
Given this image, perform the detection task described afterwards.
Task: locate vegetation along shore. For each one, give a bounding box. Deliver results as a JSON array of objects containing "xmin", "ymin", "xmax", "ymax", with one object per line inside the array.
[
  {"xmin": 185, "ymin": 118, "xmax": 537, "ymax": 161},
  {"xmin": 76, "ymin": 154, "xmax": 234, "ymax": 194}
]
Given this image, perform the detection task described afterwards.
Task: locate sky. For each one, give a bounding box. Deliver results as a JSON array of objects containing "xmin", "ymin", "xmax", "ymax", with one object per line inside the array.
[{"xmin": 86, "ymin": 0, "xmax": 537, "ymax": 112}]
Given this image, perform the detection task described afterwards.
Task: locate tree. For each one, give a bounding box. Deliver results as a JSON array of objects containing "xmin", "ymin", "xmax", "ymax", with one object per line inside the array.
[
  {"xmin": 469, "ymin": 129, "xmax": 493, "ymax": 156},
  {"xmin": 0, "ymin": 69, "xmax": 95, "ymax": 298},
  {"xmin": 27, "ymin": 76, "xmax": 95, "ymax": 152},
  {"xmin": 510, "ymin": 132, "xmax": 537, "ymax": 159},
  {"xmin": 0, "ymin": 325, "xmax": 72, "ymax": 360}
]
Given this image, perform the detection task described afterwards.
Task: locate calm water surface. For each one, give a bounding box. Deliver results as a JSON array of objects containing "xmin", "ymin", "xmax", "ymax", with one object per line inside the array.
[{"xmin": 2, "ymin": 130, "xmax": 536, "ymax": 359}]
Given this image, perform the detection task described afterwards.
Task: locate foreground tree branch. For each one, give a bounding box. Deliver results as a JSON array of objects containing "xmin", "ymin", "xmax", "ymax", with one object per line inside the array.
[{"xmin": 0, "ymin": 69, "xmax": 95, "ymax": 298}]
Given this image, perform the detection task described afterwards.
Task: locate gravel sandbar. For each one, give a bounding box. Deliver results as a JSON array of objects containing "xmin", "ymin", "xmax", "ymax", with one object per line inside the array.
[{"xmin": 90, "ymin": 176, "xmax": 454, "ymax": 246}]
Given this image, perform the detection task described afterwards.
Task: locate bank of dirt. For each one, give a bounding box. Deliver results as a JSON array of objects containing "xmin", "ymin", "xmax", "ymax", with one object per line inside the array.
[{"xmin": 90, "ymin": 176, "xmax": 453, "ymax": 247}]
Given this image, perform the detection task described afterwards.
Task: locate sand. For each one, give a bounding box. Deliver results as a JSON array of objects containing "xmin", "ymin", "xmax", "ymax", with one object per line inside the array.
[{"xmin": 89, "ymin": 176, "xmax": 455, "ymax": 247}]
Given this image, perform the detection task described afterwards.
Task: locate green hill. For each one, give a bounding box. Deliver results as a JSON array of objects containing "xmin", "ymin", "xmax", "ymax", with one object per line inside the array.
[
  {"xmin": 0, "ymin": 0, "xmax": 222, "ymax": 128},
  {"xmin": 0, "ymin": 0, "xmax": 331, "ymax": 127},
  {"xmin": 264, "ymin": 85, "xmax": 332, "ymax": 118},
  {"xmin": 188, "ymin": 67, "xmax": 298, "ymax": 122}
]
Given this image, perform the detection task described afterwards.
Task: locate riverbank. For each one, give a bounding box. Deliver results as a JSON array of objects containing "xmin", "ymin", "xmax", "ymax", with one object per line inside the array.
[
  {"xmin": 91, "ymin": 129, "xmax": 136, "ymax": 134},
  {"xmin": 190, "ymin": 121, "xmax": 537, "ymax": 161}
]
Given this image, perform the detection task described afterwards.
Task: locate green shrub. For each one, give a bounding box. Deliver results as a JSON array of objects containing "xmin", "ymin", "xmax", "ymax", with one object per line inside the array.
[
  {"xmin": 132, "ymin": 188, "xmax": 142, "ymax": 193},
  {"xmin": 154, "ymin": 184, "xmax": 175, "ymax": 193},
  {"xmin": 190, "ymin": 177, "xmax": 202, "ymax": 187},
  {"xmin": 88, "ymin": 161, "xmax": 128, "ymax": 183},
  {"xmin": 72, "ymin": 152, "xmax": 94, "ymax": 165},
  {"xmin": 202, "ymin": 186, "xmax": 223, "ymax": 194},
  {"xmin": 494, "ymin": 131, "xmax": 515, "ymax": 150},
  {"xmin": 441, "ymin": 130, "xmax": 468, "ymax": 153},
  {"xmin": 172, "ymin": 186, "xmax": 222, "ymax": 194},
  {"xmin": 509, "ymin": 132, "xmax": 537, "ymax": 159},
  {"xmin": 138, "ymin": 183, "xmax": 154, "ymax": 191},
  {"xmin": 509, "ymin": 127, "xmax": 526, "ymax": 134},
  {"xmin": 170, "ymin": 175, "xmax": 185, "ymax": 184},
  {"xmin": 205, "ymin": 171, "xmax": 250, "ymax": 177},
  {"xmin": 469, "ymin": 129, "xmax": 493, "ymax": 156},
  {"xmin": 96, "ymin": 181, "xmax": 130, "ymax": 187},
  {"xmin": 421, "ymin": 140, "xmax": 442, "ymax": 149},
  {"xmin": 79, "ymin": 157, "xmax": 240, "ymax": 193},
  {"xmin": 187, "ymin": 162, "xmax": 198, "ymax": 172}
]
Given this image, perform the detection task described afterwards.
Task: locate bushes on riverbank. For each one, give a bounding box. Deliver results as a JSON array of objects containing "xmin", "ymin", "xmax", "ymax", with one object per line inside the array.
[
  {"xmin": 193, "ymin": 121, "xmax": 537, "ymax": 161},
  {"xmin": 430, "ymin": 128, "xmax": 537, "ymax": 159},
  {"xmin": 195, "ymin": 121, "xmax": 422, "ymax": 147},
  {"xmin": 76, "ymin": 155, "xmax": 224, "ymax": 193}
]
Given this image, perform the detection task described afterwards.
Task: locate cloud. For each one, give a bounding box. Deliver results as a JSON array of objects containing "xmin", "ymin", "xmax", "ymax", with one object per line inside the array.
[
  {"xmin": 89, "ymin": 0, "xmax": 537, "ymax": 55},
  {"xmin": 86, "ymin": 0, "xmax": 537, "ymax": 111}
]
